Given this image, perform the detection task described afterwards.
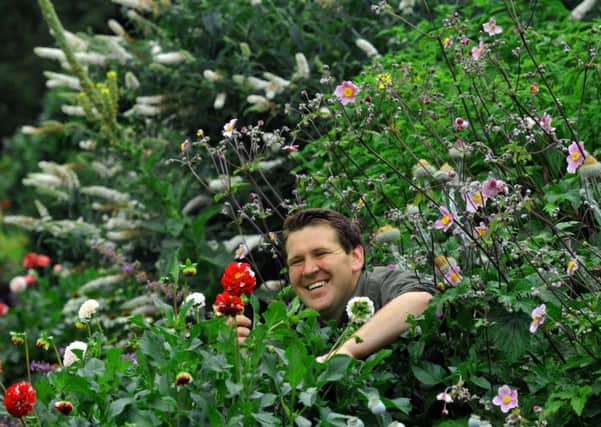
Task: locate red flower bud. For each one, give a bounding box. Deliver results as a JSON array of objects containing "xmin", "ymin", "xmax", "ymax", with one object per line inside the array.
[{"xmin": 54, "ymin": 400, "xmax": 74, "ymax": 415}]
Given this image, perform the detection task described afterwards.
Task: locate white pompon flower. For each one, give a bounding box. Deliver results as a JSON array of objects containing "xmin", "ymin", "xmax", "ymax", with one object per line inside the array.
[
  {"xmin": 10, "ymin": 276, "xmax": 28, "ymax": 293},
  {"xmin": 345, "ymin": 296, "xmax": 375, "ymax": 324},
  {"xmin": 78, "ymin": 299, "xmax": 100, "ymax": 321},
  {"xmin": 63, "ymin": 341, "xmax": 88, "ymax": 367},
  {"xmin": 185, "ymin": 292, "xmax": 206, "ymax": 309}
]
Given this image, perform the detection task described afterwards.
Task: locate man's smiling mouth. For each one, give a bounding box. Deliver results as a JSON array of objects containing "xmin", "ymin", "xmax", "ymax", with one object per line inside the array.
[{"xmin": 307, "ymin": 281, "xmax": 326, "ymax": 291}]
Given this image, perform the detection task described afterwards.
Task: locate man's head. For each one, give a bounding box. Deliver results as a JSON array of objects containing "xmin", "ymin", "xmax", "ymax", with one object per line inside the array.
[{"xmin": 283, "ymin": 209, "xmax": 364, "ymax": 321}]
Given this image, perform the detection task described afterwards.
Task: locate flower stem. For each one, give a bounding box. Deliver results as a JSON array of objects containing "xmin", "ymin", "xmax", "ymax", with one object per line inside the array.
[{"xmin": 24, "ymin": 339, "xmax": 31, "ymax": 383}]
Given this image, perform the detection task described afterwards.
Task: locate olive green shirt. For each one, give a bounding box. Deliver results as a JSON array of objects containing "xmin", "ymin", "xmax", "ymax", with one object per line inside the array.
[{"xmin": 350, "ymin": 266, "xmax": 437, "ymax": 313}]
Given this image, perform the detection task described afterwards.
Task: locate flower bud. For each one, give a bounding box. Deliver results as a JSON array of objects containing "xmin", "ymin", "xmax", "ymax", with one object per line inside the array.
[
  {"xmin": 54, "ymin": 400, "xmax": 74, "ymax": 415},
  {"xmin": 175, "ymin": 372, "xmax": 193, "ymax": 386}
]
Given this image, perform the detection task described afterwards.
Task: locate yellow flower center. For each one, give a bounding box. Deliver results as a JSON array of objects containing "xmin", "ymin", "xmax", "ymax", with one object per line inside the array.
[
  {"xmin": 571, "ymin": 152, "xmax": 581, "ymax": 161},
  {"xmin": 472, "ymin": 193, "xmax": 482, "ymax": 204},
  {"xmin": 234, "ymin": 272, "xmax": 242, "ymax": 279},
  {"xmin": 567, "ymin": 260, "xmax": 576, "ymax": 270},
  {"xmin": 449, "ymin": 272, "xmax": 460, "ymax": 282},
  {"xmin": 343, "ymin": 87, "xmax": 354, "ymax": 97},
  {"xmin": 477, "ymin": 228, "xmax": 488, "ymax": 236},
  {"xmin": 441, "ymin": 215, "xmax": 451, "ymax": 225},
  {"xmin": 502, "ymin": 395, "xmax": 512, "ymax": 405}
]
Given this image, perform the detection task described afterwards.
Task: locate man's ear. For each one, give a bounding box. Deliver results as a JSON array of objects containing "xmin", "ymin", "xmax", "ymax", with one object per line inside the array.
[{"xmin": 351, "ymin": 245, "xmax": 364, "ymax": 272}]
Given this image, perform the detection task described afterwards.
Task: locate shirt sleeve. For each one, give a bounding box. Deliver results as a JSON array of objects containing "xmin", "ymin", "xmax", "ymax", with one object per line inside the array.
[{"xmin": 378, "ymin": 268, "xmax": 437, "ymax": 307}]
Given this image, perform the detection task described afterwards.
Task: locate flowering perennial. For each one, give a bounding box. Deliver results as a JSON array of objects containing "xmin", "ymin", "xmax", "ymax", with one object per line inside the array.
[
  {"xmin": 63, "ymin": 341, "xmax": 88, "ymax": 367},
  {"xmin": 22, "ymin": 252, "xmax": 51, "ymax": 269},
  {"xmin": 220, "ymin": 262, "xmax": 256, "ymax": 296},
  {"xmin": 482, "ymin": 17, "xmax": 503, "ymax": 36},
  {"xmin": 54, "ymin": 401, "xmax": 74, "ymax": 415},
  {"xmin": 434, "ymin": 207, "xmax": 454, "ymax": 232},
  {"xmin": 346, "ymin": 297, "xmax": 375, "ymax": 324},
  {"xmin": 492, "ymin": 385, "xmax": 518, "ymax": 413},
  {"xmin": 78, "ymin": 299, "xmax": 100, "ymax": 322},
  {"xmin": 4, "ymin": 382, "xmax": 36, "ymax": 417},
  {"xmin": 213, "ymin": 291, "xmax": 245, "ymax": 316},
  {"xmin": 334, "ymin": 81, "xmax": 359, "ymax": 105},
  {"xmin": 566, "ymin": 141, "xmax": 586, "ymax": 173},
  {"xmin": 530, "ymin": 304, "xmax": 546, "ymax": 333}
]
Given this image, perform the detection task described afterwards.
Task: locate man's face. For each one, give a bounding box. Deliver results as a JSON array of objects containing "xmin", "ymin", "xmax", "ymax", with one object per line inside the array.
[{"xmin": 285, "ymin": 223, "xmax": 364, "ymax": 321}]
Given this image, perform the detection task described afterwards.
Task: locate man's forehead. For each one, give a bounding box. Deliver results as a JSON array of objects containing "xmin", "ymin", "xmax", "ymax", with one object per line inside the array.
[{"xmin": 285, "ymin": 224, "xmax": 341, "ymax": 252}]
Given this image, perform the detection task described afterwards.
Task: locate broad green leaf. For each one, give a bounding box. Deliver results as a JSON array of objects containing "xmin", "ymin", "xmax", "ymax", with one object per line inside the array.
[
  {"xmin": 411, "ymin": 362, "xmax": 446, "ymax": 385},
  {"xmin": 108, "ymin": 397, "xmax": 134, "ymax": 418}
]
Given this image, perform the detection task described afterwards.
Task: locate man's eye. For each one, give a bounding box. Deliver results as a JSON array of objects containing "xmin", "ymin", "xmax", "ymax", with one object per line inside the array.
[{"xmin": 289, "ymin": 259, "xmax": 303, "ymax": 266}]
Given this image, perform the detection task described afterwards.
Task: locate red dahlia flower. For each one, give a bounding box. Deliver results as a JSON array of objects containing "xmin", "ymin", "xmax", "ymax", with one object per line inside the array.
[
  {"xmin": 4, "ymin": 381, "xmax": 36, "ymax": 417},
  {"xmin": 22, "ymin": 253, "xmax": 39, "ymax": 269},
  {"xmin": 213, "ymin": 291, "xmax": 244, "ymax": 316},
  {"xmin": 22, "ymin": 253, "xmax": 51, "ymax": 269},
  {"xmin": 220, "ymin": 262, "xmax": 256, "ymax": 296},
  {"xmin": 35, "ymin": 255, "xmax": 51, "ymax": 268}
]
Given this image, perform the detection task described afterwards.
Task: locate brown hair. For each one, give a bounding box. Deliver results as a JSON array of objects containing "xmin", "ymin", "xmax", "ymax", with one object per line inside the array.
[{"xmin": 282, "ymin": 208, "xmax": 363, "ymax": 255}]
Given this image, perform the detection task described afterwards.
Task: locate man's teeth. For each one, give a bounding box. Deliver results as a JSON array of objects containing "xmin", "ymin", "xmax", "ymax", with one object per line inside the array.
[{"xmin": 308, "ymin": 281, "xmax": 326, "ymax": 291}]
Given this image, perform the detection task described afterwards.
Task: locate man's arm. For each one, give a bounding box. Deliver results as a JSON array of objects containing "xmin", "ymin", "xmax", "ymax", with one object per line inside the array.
[{"xmin": 319, "ymin": 291, "xmax": 433, "ymax": 361}]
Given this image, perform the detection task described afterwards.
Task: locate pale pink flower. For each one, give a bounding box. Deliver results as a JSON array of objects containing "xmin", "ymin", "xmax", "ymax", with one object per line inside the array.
[
  {"xmin": 566, "ymin": 258, "xmax": 579, "ymax": 275},
  {"xmin": 482, "ymin": 178, "xmax": 507, "ymax": 198},
  {"xmin": 474, "ymin": 222, "xmax": 489, "ymax": 238},
  {"xmin": 444, "ymin": 263, "xmax": 462, "ymax": 285},
  {"xmin": 9, "ymin": 276, "xmax": 27, "ymax": 293},
  {"xmin": 566, "ymin": 141, "xmax": 586, "ymax": 173},
  {"xmin": 529, "ymin": 304, "xmax": 546, "ymax": 333},
  {"xmin": 492, "ymin": 385, "xmax": 518, "ymax": 413},
  {"xmin": 235, "ymin": 244, "xmax": 249, "ymax": 260},
  {"xmin": 464, "ymin": 190, "xmax": 487, "ymax": 212},
  {"xmin": 222, "ymin": 118, "xmax": 237, "ymax": 137},
  {"xmin": 436, "ymin": 392, "xmax": 453, "ymax": 403},
  {"xmin": 282, "ymin": 144, "xmax": 299, "ymax": 152},
  {"xmin": 539, "ymin": 113, "xmax": 555, "ymax": 133},
  {"xmin": 524, "ymin": 116, "xmax": 536, "ymax": 130},
  {"xmin": 469, "ymin": 40, "xmax": 486, "ymax": 60},
  {"xmin": 453, "ymin": 117, "xmax": 469, "ymax": 131},
  {"xmin": 443, "ymin": 37, "xmax": 453, "ymax": 48},
  {"xmin": 334, "ymin": 81, "xmax": 359, "ymax": 105},
  {"xmin": 434, "ymin": 207, "xmax": 454, "ymax": 232},
  {"xmin": 483, "ymin": 17, "xmax": 503, "ymax": 36}
]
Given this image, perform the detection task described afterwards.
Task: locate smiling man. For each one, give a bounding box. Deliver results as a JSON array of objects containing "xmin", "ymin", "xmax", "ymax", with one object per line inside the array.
[{"xmin": 234, "ymin": 208, "xmax": 436, "ymax": 360}]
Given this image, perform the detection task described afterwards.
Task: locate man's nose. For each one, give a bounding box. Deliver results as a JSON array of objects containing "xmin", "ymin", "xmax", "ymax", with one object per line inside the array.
[{"xmin": 302, "ymin": 256, "xmax": 319, "ymax": 276}]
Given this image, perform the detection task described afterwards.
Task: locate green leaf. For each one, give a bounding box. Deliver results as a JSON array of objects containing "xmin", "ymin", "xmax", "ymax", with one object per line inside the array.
[
  {"xmin": 252, "ymin": 412, "xmax": 282, "ymax": 426},
  {"xmin": 285, "ymin": 340, "xmax": 309, "ymax": 389},
  {"xmin": 488, "ymin": 309, "xmax": 530, "ymax": 362},
  {"xmin": 317, "ymin": 356, "xmax": 352, "ymax": 385},
  {"xmin": 571, "ymin": 385, "xmax": 592, "ymax": 416},
  {"xmin": 109, "ymin": 397, "xmax": 134, "ymax": 418},
  {"xmin": 470, "ymin": 376, "xmax": 492, "ymax": 391},
  {"xmin": 411, "ymin": 362, "xmax": 446, "ymax": 385},
  {"xmin": 384, "ymin": 397, "xmax": 411, "ymax": 415},
  {"xmin": 299, "ymin": 387, "xmax": 318, "ymax": 407}
]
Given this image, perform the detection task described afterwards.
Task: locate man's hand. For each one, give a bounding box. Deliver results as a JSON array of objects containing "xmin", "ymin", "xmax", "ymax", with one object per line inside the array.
[
  {"xmin": 232, "ymin": 314, "xmax": 251, "ymax": 345},
  {"xmin": 316, "ymin": 346, "xmax": 354, "ymax": 363}
]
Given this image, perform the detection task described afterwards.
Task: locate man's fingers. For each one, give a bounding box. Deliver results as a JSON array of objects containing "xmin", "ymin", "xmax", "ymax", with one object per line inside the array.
[{"xmin": 235, "ymin": 314, "xmax": 252, "ymax": 327}]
